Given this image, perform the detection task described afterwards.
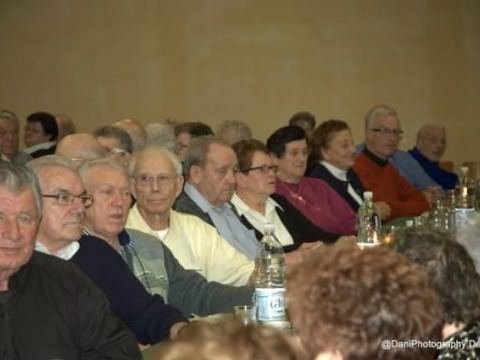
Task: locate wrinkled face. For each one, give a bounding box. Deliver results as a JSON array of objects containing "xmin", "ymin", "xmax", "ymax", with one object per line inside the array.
[
  {"xmin": 417, "ymin": 127, "xmax": 446, "ymax": 162},
  {"xmin": 0, "ymin": 119, "xmax": 19, "ymax": 157},
  {"xmin": 0, "ymin": 187, "xmax": 39, "ymax": 278},
  {"xmin": 321, "ymin": 129, "xmax": 356, "ymax": 170},
  {"xmin": 37, "ymin": 166, "xmax": 86, "ymax": 248},
  {"xmin": 236, "ymin": 151, "xmax": 277, "ymax": 198},
  {"xmin": 273, "ymin": 139, "xmax": 308, "ymax": 182},
  {"xmin": 132, "ymin": 153, "xmax": 183, "ymax": 217},
  {"xmin": 24, "ymin": 121, "xmax": 50, "ymax": 147},
  {"xmin": 83, "ymin": 166, "xmax": 132, "ymax": 240},
  {"xmin": 191, "ymin": 143, "xmax": 238, "ymax": 207},
  {"xmin": 365, "ymin": 115, "xmax": 402, "ymax": 159},
  {"xmin": 175, "ymin": 132, "xmax": 191, "ymax": 161}
]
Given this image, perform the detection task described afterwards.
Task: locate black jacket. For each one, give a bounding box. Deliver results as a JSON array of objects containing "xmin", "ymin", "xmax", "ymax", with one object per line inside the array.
[{"xmin": 0, "ymin": 251, "xmax": 140, "ymax": 359}]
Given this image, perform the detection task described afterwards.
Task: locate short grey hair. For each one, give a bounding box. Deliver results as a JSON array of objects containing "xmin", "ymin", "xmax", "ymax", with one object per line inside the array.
[
  {"xmin": 145, "ymin": 122, "xmax": 176, "ymax": 152},
  {"xmin": 0, "ymin": 163, "xmax": 42, "ymax": 217},
  {"xmin": 78, "ymin": 157, "xmax": 128, "ymax": 184},
  {"xmin": 129, "ymin": 145, "xmax": 182, "ymax": 177},
  {"xmin": 216, "ymin": 120, "xmax": 252, "ymax": 145},
  {"xmin": 28, "ymin": 154, "xmax": 77, "ymax": 173},
  {"xmin": 0, "ymin": 109, "xmax": 19, "ymax": 126},
  {"xmin": 183, "ymin": 136, "xmax": 229, "ymax": 180},
  {"xmin": 364, "ymin": 104, "xmax": 397, "ymax": 129}
]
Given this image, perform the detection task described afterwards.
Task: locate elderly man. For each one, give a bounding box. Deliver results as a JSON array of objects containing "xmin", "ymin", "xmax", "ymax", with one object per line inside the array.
[
  {"xmin": 174, "ymin": 136, "xmax": 260, "ymax": 260},
  {"xmin": 93, "ymin": 125, "xmax": 133, "ymax": 167},
  {"xmin": 353, "ymin": 105, "xmax": 430, "ymax": 220},
  {"xmin": 76, "ymin": 157, "xmax": 253, "ymax": 314},
  {"xmin": 29, "ymin": 155, "xmax": 188, "ymax": 345},
  {"xmin": 113, "ymin": 118, "xmax": 147, "ymax": 152},
  {"xmin": 288, "ymin": 242, "xmax": 442, "ymax": 359},
  {"xmin": 0, "ymin": 110, "xmax": 32, "ymax": 164},
  {"xmin": 126, "ymin": 146, "xmax": 255, "ymax": 285},
  {"xmin": 409, "ymin": 124, "xmax": 458, "ymax": 190},
  {"xmin": 0, "ymin": 162, "xmax": 140, "ymax": 358},
  {"xmin": 55, "ymin": 133, "xmax": 108, "ymax": 167},
  {"xmin": 55, "ymin": 113, "xmax": 76, "ymax": 140}
]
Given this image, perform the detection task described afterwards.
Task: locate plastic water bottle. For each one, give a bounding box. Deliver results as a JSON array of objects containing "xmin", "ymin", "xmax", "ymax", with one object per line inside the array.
[
  {"xmin": 356, "ymin": 191, "xmax": 381, "ymax": 243},
  {"xmin": 254, "ymin": 223, "xmax": 287, "ymax": 328}
]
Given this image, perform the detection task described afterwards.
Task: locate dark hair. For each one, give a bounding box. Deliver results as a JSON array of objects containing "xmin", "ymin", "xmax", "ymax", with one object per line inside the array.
[
  {"xmin": 92, "ymin": 125, "xmax": 133, "ymax": 154},
  {"xmin": 174, "ymin": 122, "xmax": 214, "ymax": 137},
  {"xmin": 232, "ymin": 139, "xmax": 269, "ymax": 173},
  {"xmin": 26, "ymin": 112, "xmax": 58, "ymax": 141},
  {"xmin": 266, "ymin": 126, "xmax": 307, "ymax": 158},
  {"xmin": 311, "ymin": 119, "xmax": 351, "ymax": 160},
  {"xmin": 288, "ymin": 111, "xmax": 316, "ymax": 129},
  {"xmin": 392, "ymin": 227, "xmax": 480, "ymax": 324},
  {"xmin": 288, "ymin": 243, "xmax": 442, "ymax": 359}
]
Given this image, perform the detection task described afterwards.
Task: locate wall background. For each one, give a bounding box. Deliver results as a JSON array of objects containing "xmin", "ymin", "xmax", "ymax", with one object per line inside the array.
[{"xmin": 0, "ymin": 0, "xmax": 478, "ymax": 166}]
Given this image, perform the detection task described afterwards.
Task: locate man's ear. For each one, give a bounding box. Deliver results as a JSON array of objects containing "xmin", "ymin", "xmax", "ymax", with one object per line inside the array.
[
  {"xmin": 189, "ymin": 165, "xmax": 202, "ymax": 185},
  {"xmin": 175, "ymin": 175, "xmax": 185, "ymax": 197}
]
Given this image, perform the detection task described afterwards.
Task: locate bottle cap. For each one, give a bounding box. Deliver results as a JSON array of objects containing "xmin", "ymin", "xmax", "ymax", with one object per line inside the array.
[{"xmin": 363, "ymin": 191, "xmax": 373, "ymax": 200}]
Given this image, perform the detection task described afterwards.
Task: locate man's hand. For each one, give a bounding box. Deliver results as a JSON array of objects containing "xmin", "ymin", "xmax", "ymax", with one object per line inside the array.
[{"xmin": 375, "ymin": 201, "xmax": 392, "ymax": 220}]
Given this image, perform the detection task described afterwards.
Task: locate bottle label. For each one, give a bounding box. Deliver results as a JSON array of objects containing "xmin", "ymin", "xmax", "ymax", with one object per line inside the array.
[{"xmin": 255, "ymin": 288, "xmax": 286, "ymax": 322}]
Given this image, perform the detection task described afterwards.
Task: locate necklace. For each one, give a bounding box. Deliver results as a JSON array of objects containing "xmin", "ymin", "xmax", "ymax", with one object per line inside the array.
[{"xmin": 278, "ymin": 180, "xmax": 306, "ymax": 204}]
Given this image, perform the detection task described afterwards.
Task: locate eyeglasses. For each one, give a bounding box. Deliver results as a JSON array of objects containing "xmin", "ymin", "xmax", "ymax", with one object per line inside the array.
[
  {"xmin": 135, "ymin": 174, "xmax": 177, "ymax": 187},
  {"xmin": 240, "ymin": 165, "xmax": 278, "ymax": 174},
  {"xmin": 42, "ymin": 192, "xmax": 94, "ymax": 208},
  {"xmin": 369, "ymin": 128, "xmax": 404, "ymax": 137}
]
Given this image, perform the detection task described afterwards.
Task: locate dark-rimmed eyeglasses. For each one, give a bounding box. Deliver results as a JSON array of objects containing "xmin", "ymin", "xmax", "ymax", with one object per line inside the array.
[
  {"xmin": 240, "ymin": 165, "xmax": 278, "ymax": 174},
  {"xmin": 368, "ymin": 128, "xmax": 404, "ymax": 137},
  {"xmin": 42, "ymin": 192, "xmax": 94, "ymax": 208}
]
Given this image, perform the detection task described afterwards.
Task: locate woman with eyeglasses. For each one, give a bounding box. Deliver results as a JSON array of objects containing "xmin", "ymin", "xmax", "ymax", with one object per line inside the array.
[
  {"xmin": 231, "ymin": 139, "xmax": 343, "ymax": 253},
  {"xmin": 307, "ymin": 119, "xmax": 392, "ymax": 221},
  {"xmin": 267, "ymin": 126, "xmax": 358, "ymax": 235}
]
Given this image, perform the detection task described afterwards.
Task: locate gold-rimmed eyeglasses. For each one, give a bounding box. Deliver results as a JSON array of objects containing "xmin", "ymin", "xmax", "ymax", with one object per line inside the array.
[
  {"xmin": 368, "ymin": 128, "xmax": 404, "ymax": 137},
  {"xmin": 240, "ymin": 165, "xmax": 278, "ymax": 174}
]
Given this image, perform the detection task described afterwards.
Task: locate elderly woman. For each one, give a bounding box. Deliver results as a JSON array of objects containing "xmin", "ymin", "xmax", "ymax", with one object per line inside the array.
[
  {"xmin": 231, "ymin": 139, "xmax": 341, "ymax": 252},
  {"xmin": 308, "ymin": 119, "xmax": 391, "ymax": 220},
  {"xmin": 267, "ymin": 125, "xmax": 357, "ymax": 235},
  {"xmin": 393, "ymin": 227, "xmax": 480, "ymax": 359}
]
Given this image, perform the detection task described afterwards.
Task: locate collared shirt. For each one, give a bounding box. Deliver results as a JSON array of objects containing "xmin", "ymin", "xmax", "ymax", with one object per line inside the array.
[
  {"xmin": 24, "ymin": 140, "xmax": 57, "ymax": 155},
  {"xmin": 231, "ymin": 193, "xmax": 294, "ymax": 246},
  {"xmin": 321, "ymin": 160, "xmax": 363, "ymax": 206},
  {"xmin": 35, "ymin": 240, "xmax": 80, "ymax": 260},
  {"xmin": 184, "ymin": 183, "xmax": 259, "ymax": 260}
]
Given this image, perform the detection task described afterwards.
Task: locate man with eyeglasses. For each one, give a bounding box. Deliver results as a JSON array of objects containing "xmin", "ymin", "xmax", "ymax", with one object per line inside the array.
[
  {"xmin": 127, "ymin": 145, "xmax": 255, "ymax": 285},
  {"xmin": 173, "ymin": 136, "xmax": 261, "ymax": 261},
  {"xmin": 353, "ymin": 104, "xmax": 430, "ymax": 220},
  {"xmin": 29, "ymin": 155, "xmax": 189, "ymax": 346},
  {"xmin": 0, "ymin": 162, "xmax": 140, "ymax": 358}
]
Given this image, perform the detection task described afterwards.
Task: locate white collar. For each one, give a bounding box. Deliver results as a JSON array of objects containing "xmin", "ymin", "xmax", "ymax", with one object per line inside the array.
[
  {"xmin": 320, "ymin": 161, "xmax": 348, "ymax": 181},
  {"xmin": 231, "ymin": 193, "xmax": 283, "ymax": 217},
  {"xmin": 24, "ymin": 140, "xmax": 57, "ymax": 154},
  {"xmin": 35, "ymin": 241, "xmax": 80, "ymax": 260}
]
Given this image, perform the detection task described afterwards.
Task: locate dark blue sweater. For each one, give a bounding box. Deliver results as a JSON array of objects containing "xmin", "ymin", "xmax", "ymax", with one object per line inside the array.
[
  {"xmin": 71, "ymin": 234, "xmax": 186, "ymax": 345},
  {"xmin": 409, "ymin": 148, "xmax": 458, "ymax": 190}
]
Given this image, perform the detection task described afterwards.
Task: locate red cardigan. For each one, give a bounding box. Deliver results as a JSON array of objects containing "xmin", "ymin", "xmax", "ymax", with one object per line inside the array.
[{"xmin": 353, "ymin": 151, "xmax": 430, "ymax": 220}]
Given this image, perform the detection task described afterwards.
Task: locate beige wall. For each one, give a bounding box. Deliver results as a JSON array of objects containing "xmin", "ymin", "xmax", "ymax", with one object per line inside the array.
[{"xmin": 0, "ymin": 0, "xmax": 478, "ymax": 166}]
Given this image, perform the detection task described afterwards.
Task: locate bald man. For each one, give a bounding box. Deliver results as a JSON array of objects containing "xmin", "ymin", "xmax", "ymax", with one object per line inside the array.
[
  {"xmin": 409, "ymin": 124, "xmax": 458, "ymax": 190},
  {"xmin": 55, "ymin": 133, "xmax": 107, "ymax": 167},
  {"xmin": 112, "ymin": 118, "xmax": 147, "ymax": 152}
]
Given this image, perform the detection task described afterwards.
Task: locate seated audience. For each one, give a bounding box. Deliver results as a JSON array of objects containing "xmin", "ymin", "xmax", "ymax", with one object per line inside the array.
[
  {"xmin": 174, "ymin": 136, "xmax": 260, "ymax": 260},
  {"xmin": 126, "ymin": 146, "xmax": 255, "ymax": 285},
  {"xmin": 409, "ymin": 124, "xmax": 458, "ymax": 190},
  {"xmin": 267, "ymin": 125, "xmax": 357, "ymax": 234},
  {"xmin": 216, "ymin": 119, "xmax": 252, "ymax": 145},
  {"xmin": 308, "ymin": 119, "xmax": 391, "ymax": 220},
  {"xmin": 0, "ymin": 109, "xmax": 31, "ymax": 164},
  {"xmin": 288, "ymin": 242, "xmax": 442, "ymax": 359},
  {"xmin": 174, "ymin": 121, "xmax": 213, "ymax": 161},
  {"xmin": 144, "ymin": 320, "xmax": 307, "ymax": 360},
  {"xmin": 93, "ymin": 125, "xmax": 133, "ymax": 167},
  {"xmin": 56, "ymin": 133, "xmax": 108, "ymax": 167},
  {"xmin": 231, "ymin": 139, "xmax": 341, "ymax": 251},
  {"xmin": 392, "ymin": 227, "xmax": 480, "ymax": 359},
  {"xmin": 29, "ymin": 155, "xmax": 188, "ymax": 345},
  {"xmin": 113, "ymin": 117, "xmax": 147, "ymax": 152},
  {"xmin": 23, "ymin": 111, "xmax": 58, "ymax": 157},
  {"xmin": 55, "ymin": 113, "xmax": 76, "ymax": 140},
  {"xmin": 145, "ymin": 122, "xmax": 176, "ymax": 152},
  {"xmin": 353, "ymin": 104, "xmax": 430, "ymax": 220},
  {"xmin": 0, "ymin": 162, "xmax": 140, "ymax": 358}
]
